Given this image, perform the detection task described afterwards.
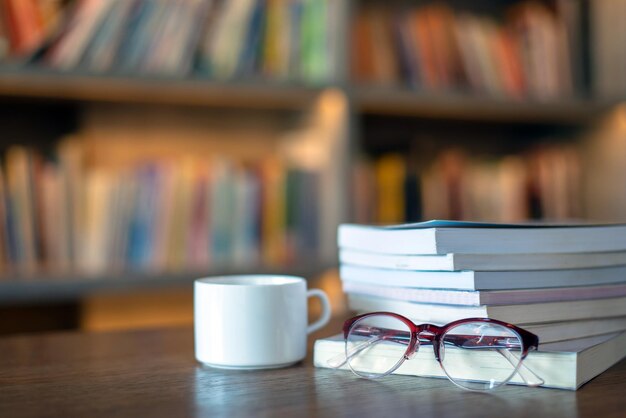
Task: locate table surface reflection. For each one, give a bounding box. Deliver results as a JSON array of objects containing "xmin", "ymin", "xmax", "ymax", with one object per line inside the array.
[{"xmin": 0, "ymin": 323, "xmax": 625, "ymax": 418}]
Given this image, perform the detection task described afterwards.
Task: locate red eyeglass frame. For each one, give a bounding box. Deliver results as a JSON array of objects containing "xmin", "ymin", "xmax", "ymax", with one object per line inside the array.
[{"xmin": 342, "ymin": 312, "xmax": 540, "ymax": 362}]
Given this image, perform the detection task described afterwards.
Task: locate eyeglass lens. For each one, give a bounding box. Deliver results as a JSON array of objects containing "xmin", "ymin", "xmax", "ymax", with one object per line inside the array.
[
  {"xmin": 346, "ymin": 314, "xmax": 411, "ymax": 379},
  {"xmin": 440, "ymin": 321, "xmax": 523, "ymax": 390}
]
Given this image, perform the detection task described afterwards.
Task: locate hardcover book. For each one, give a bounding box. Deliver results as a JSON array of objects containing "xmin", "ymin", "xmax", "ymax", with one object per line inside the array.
[
  {"xmin": 339, "ymin": 248, "xmax": 626, "ymax": 271},
  {"xmin": 346, "ymin": 293, "xmax": 626, "ymax": 325},
  {"xmin": 340, "ymin": 264, "xmax": 626, "ymax": 290},
  {"xmin": 338, "ymin": 220, "xmax": 626, "ymax": 255},
  {"xmin": 342, "ymin": 281, "xmax": 626, "ymax": 306}
]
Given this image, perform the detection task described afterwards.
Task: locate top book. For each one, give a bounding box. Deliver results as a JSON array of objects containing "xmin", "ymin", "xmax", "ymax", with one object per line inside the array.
[{"xmin": 338, "ymin": 220, "xmax": 626, "ymax": 255}]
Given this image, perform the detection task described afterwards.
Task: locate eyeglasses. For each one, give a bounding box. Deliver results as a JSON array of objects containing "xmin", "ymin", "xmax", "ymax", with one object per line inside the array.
[{"xmin": 328, "ymin": 312, "xmax": 544, "ymax": 391}]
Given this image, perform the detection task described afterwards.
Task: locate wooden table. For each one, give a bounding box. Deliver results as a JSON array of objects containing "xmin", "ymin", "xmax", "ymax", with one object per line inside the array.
[{"xmin": 0, "ymin": 324, "xmax": 625, "ymax": 418}]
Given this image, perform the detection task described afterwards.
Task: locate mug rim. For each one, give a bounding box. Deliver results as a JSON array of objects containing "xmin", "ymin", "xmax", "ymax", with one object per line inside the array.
[{"xmin": 195, "ymin": 274, "xmax": 305, "ymax": 287}]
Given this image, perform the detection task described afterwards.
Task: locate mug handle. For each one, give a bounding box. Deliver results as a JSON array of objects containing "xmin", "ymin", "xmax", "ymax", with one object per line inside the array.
[{"xmin": 306, "ymin": 289, "xmax": 332, "ymax": 334}]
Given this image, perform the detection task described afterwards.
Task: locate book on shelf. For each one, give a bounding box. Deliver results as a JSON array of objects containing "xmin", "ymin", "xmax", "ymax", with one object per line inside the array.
[
  {"xmin": 591, "ymin": 0, "xmax": 626, "ymax": 98},
  {"xmin": 339, "ymin": 248, "xmax": 626, "ymax": 271},
  {"xmin": 80, "ymin": 0, "xmax": 134, "ymax": 72},
  {"xmin": 0, "ymin": 2, "xmax": 9, "ymax": 59},
  {"xmin": 0, "ymin": 0, "xmax": 64, "ymax": 60},
  {"xmin": 4, "ymin": 146, "xmax": 38, "ymax": 273},
  {"xmin": 81, "ymin": 168, "xmax": 114, "ymax": 273},
  {"xmin": 340, "ymin": 264, "xmax": 626, "ymax": 291},
  {"xmin": 46, "ymin": 0, "xmax": 111, "ymax": 70},
  {"xmin": 338, "ymin": 220, "xmax": 626, "ymax": 256},
  {"xmin": 346, "ymin": 293, "xmax": 626, "ymax": 325},
  {"xmin": 342, "ymin": 281, "xmax": 626, "ymax": 307},
  {"xmin": 313, "ymin": 331, "xmax": 626, "ymax": 390},
  {"xmin": 374, "ymin": 154, "xmax": 406, "ymax": 224},
  {"xmin": 351, "ymin": 5, "xmax": 399, "ymax": 86}
]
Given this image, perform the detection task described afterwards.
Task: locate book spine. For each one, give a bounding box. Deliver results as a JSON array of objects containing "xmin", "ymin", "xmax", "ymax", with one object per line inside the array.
[
  {"xmin": 5, "ymin": 146, "xmax": 37, "ymax": 273},
  {"xmin": 339, "ymin": 264, "xmax": 473, "ymax": 290},
  {"xmin": 342, "ymin": 281, "xmax": 481, "ymax": 306}
]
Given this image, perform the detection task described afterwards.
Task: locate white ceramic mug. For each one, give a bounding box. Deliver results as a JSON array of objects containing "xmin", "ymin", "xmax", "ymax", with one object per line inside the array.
[{"xmin": 194, "ymin": 275, "xmax": 331, "ymax": 369}]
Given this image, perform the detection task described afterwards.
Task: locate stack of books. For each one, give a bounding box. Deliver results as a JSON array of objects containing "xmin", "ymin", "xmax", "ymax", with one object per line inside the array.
[{"xmin": 314, "ymin": 220, "xmax": 626, "ymax": 390}]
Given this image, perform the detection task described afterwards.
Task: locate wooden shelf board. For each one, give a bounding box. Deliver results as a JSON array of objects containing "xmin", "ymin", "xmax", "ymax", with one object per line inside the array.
[
  {"xmin": 354, "ymin": 86, "xmax": 617, "ymax": 124},
  {"xmin": 1, "ymin": 70, "xmax": 617, "ymax": 122},
  {"xmin": 0, "ymin": 68, "xmax": 324, "ymax": 110},
  {"xmin": 0, "ymin": 262, "xmax": 336, "ymax": 306}
]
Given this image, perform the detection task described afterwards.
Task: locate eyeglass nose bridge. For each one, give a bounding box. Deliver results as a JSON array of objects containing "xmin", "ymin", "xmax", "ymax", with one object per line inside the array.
[
  {"xmin": 414, "ymin": 325, "xmax": 444, "ymax": 362},
  {"xmin": 404, "ymin": 328, "xmax": 443, "ymax": 361}
]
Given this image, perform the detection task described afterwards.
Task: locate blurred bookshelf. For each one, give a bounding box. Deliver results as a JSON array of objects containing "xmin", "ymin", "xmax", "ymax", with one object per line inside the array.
[
  {"xmin": 0, "ymin": 0, "xmax": 625, "ymax": 315},
  {"xmin": 0, "ymin": 68, "xmax": 614, "ymax": 123}
]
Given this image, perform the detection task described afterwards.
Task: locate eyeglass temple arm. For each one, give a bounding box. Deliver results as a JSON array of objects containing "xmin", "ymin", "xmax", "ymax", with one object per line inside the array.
[
  {"xmin": 328, "ymin": 326, "xmax": 413, "ymax": 368},
  {"xmin": 326, "ymin": 336, "xmax": 384, "ymax": 368},
  {"xmin": 497, "ymin": 347, "xmax": 545, "ymax": 387}
]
